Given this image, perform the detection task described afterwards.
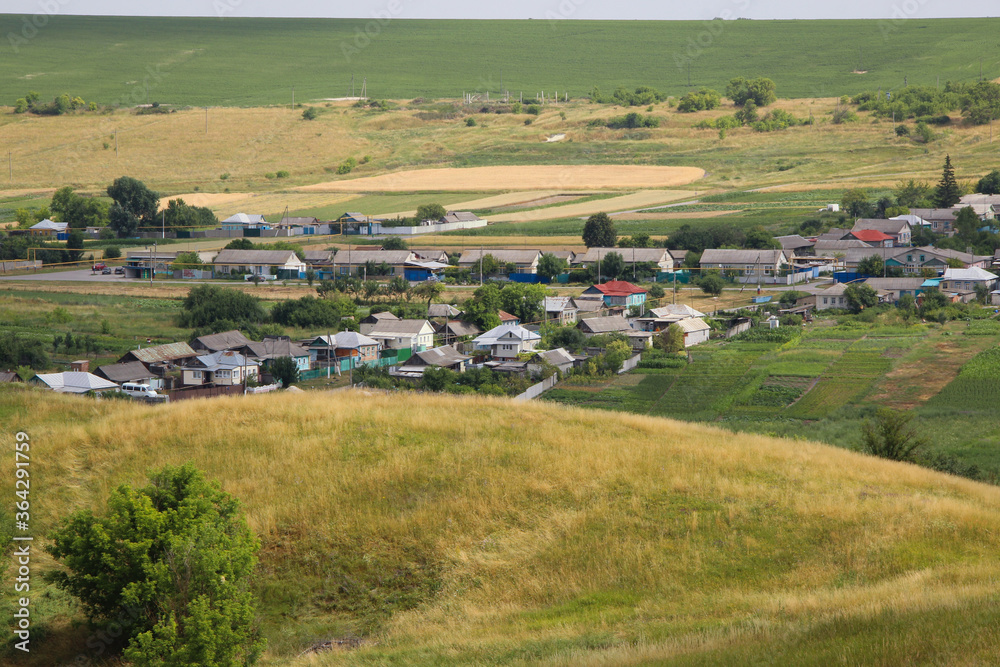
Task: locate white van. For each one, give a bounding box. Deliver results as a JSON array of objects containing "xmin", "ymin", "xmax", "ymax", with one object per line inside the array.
[{"xmin": 121, "ymin": 383, "xmax": 158, "ymax": 398}]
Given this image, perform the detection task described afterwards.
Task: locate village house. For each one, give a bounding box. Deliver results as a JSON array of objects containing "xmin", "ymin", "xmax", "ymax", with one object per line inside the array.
[
  {"xmin": 181, "ymin": 351, "xmax": 259, "ymax": 387},
  {"xmin": 190, "ymin": 329, "xmax": 252, "ymax": 354},
  {"xmin": 634, "ymin": 304, "xmax": 707, "ymax": 332},
  {"xmin": 939, "ymin": 267, "xmax": 999, "ymax": 293},
  {"xmin": 774, "ymin": 234, "xmax": 815, "ymax": 257},
  {"xmin": 212, "ymin": 249, "xmax": 307, "ymax": 278},
  {"xmin": 675, "ymin": 318, "xmax": 712, "ymax": 347},
  {"xmin": 457, "ymin": 249, "xmax": 542, "ymax": 275},
  {"xmin": 30, "ymin": 372, "xmax": 120, "ymax": 393},
  {"xmin": 238, "ymin": 337, "xmax": 312, "ymax": 373},
  {"xmin": 435, "ymin": 320, "xmax": 482, "ymax": 347},
  {"xmin": 850, "ymin": 229, "xmax": 896, "ymax": 247},
  {"xmin": 543, "ymin": 296, "xmax": 579, "ymax": 325},
  {"xmin": 472, "ymin": 324, "xmax": 541, "ymax": 359},
  {"xmin": 909, "ymin": 208, "xmax": 960, "ymax": 235},
  {"xmin": 575, "ymin": 247, "xmax": 675, "ymax": 273},
  {"xmin": 391, "ymin": 345, "xmax": 471, "ymax": 379},
  {"xmin": 528, "ymin": 348, "xmax": 576, "ymax": 376},
  {"xmin": 220, "ymin": 213, "xmax": 269, "ymax": 231},
  {"xmin": 699, "ymin": 249, "xmax": 788, "ymax": 280},
  {"xmin": 581, "ymin": 280, "xmax": 647, "ymax": 310},
  {"xmin": 118, "ymin": 342, "xmax": 198, "ymax": 383},
  {"xmin": 307, "ymin": 332, "xmax": 380, "ymax": 367},
  {"xmin": 809, "ymin": 283, "xmax": 849, "ymax": 310},
  {"xmin": 577, "ymin": 314, "xmax": 633, "ymax": 336},
  {"xmin": 329, "ymin": 249, "xmax": 414, "ymax": 277},
  {"xmin": 863, "ymin": 277, "xmax": 928, "ymax": 303},
  {"xmin": 427, "ymin": 303, "xmax": 461, "ymax": 319},
  {"xmin": 95, "ymin": 361, "xmax": 163, "ymax": 390},
  {"xmin": 851, "ymin": 219, "xmax": 912, "ymax": 246},
  {"xmin": 28, "ymin": 219, "xmax": 69, "ymax": 238},
  {"xmin": 360, "ymin": 319, "xmax": 436, "ymax": 351}
]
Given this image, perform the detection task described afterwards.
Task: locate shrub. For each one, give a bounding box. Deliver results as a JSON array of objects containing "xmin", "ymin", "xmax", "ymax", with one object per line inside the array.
[
  {"xmin": 607, "ymin": 112, "xmax": 659, "ymax": 129},
  {"xmin": 677, "ymin": 88, "xmax": 721, "ymax": 112},
  {"xmin": 276, "ymin": 170, "xmax": 289, "ymax": 178},
  {"xmin": 860, "ymin": 408, "xmax": 925, "ymax": 462},
  {"xmin": 526, "ymin": 104, "xmax": 541, "ymax": 115},
  {"xmin": 102, "ymin": 245, "xmax": 121, "ymax": 259},
  {"xmin": 302, "ymin": 106, "xmax": 319, "ymax": 120}
]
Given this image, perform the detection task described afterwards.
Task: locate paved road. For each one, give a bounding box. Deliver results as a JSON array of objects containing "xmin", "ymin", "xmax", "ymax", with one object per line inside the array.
[{"xmin": 0, "ymin": 268, "xmax": 133, "ymax": 282}]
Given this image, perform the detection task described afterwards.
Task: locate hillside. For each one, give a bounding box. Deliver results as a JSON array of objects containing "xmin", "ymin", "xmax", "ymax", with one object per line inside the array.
[
  {"xmin": 4, "ymin": 386, "xmax": 1000, "ymax": 664},
  {"xmin": 1, "ymin": 17, "xmax": 999, "ymax": 105}
]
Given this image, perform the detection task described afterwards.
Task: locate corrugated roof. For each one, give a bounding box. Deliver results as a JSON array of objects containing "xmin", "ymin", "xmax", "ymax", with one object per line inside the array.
[
  {"xmin": 675, "ymin": 318, "xmax": 711, "ymax": 333},
  {"xmin": 364, "ymin": 319, "xmax": 433, "ymax": 337},
  {"xmin": 123, "ymin": 342, "xmax": 197, "ymax": 364},
  {"xmin": 95, "ymin": 361, "xmax": 156, "ymax": 383},
  {"xmin": 441, "ymin": 211, "xmax": 481, "ymax": 223},
  {"xmin": 30, "ymin": 219, "xmax": 68, "ymax": 231},
  {"xmin": 571, "ymin": 297, "xmax": 606, "ymax": 312},
  {"xmin": 579, "ymin": 315, "xmax": 632, "ymax": 333},
  {"xmin": 535, "ymin": 348, "xmax": 575, "ymax": 366},
  {"xmin": 544, "ymin": 296, "xmax": 575, "ymax": 312},
  {"xmin": 338, "ymin": 250, "xmax": 414, "ymax": 265},
  {"xmin": 774, "ymin": 234, "xmax": 815, "ymax": 250},
  {"xmin": 941, "ymin": 267, "xmax": 998, "ymax": 281},
  {"xmin": 852, "ymin": 219, "xmax": 909, "ymax": 234},
  {"xmin": 458, "ymin": 249, "xmax": 541, "ymax": 265},
  {"xmin": 851, "ymin": 230, "xmax": 895, "ymax": 243},
  {"xmin": 587, "ymin": 280, "xmax": 647, "ymax": 297},
  {"xmin": 427, "ymin": 304, "xmax": 460, "ymax": 318},
  {"xmin": 437, "ymin": 320, "xmax": 481, "ymax": 337},
  {"xmin": 214, "ymin": 249, "xmax": 300, "ymax": 265},
  {"xmin": 864, "ymin": 278, "xmax": 927, "ymax": 290},
  {"xmin": 576, "ymin": 247, "xmax": 671, "ymax": 264},
  {"xmin": 700, "ymin": 249, "xmax": 785, "ymax": 265},
  {"xmin": 414, "ymin": 345, "xmax": 469, "ymax": 367},
  {"xmin": 33, "ymin": 372, "xmax": 119, "ymax": 393},
  {"xmin": 334, "ymin": 331, "xmax": 379, "ymax": 349},
  {"xmin": 813, "ymin": 239, "xmax": 870, "ymax": 251},
  {"xmin": 192, "ymin": 330, "xmax": 251, "ymax": 352},
  {"xmin": 242, "ymin": 339, "xmax": 310, "ymax": 360},
  {"xmin": 192, "ymin": 350, "xmax": 258, "ymax": 371},
  {"xmin": 647, "ymin": 304, "xmax": 706, "ymax": 318},
  {"xmin": 222, "ymin": 213, "xmax": 268, "ymax": 224},
  {"xmin": 474, "ymin": 324, "xmax": 541, "ymax": 346}
]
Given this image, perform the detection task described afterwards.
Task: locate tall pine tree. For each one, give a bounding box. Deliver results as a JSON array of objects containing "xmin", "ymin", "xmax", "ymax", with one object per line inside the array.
[{"xmin": 933, "ymin": 155, "xmax": 961, "ymax": 208}]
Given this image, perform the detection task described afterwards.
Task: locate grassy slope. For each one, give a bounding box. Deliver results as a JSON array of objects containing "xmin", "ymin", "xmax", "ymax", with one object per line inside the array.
[
  {"xmin": 3, "ymin": 387, "xmax": 1000, "ymax": 665},
  {"xmin": 1, "ymin": 17, "xmax": 999, "ymax": 104}
]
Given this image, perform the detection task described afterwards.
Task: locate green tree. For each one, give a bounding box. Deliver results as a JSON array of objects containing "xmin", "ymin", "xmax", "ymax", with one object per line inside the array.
[
  {"xmin": 162, "ymin": 198, "xmax": 218, "ymax": 230},
  {"xmin": 894, "ymin": 179, "xmax": 932, "ymax": 207},
  {"xmin": 463, "ymin": 283, "xmax": 503, "ymax": 330},
  {"xmin": 415, "ymin": 203, "xmax": 446, "ymax": 222},
  {"xmin": 648, "ymin": 283, "xmax": 665, "ymax": 299},
  {"xmin": 744, "ymin": 226, "xmax": 780, "ymax": 250},
  {"xmin": 698, "ymin": 273, "xmax": 724, "ymax": 297},
  {"xmin": 955, "ymin": 206, "xmax": 981, "ymax": 239},
  {"xmin": 66, "ymin": 230, "xmax": 85, "ymax": 263},
  {"xmin": 857, "ymin": 254, "xmax": 885, "ymax": 276},
  {"xmin": 975, "ymin": 282, "xmax": 991, "ymax": 305},
  {"xmin": 225, "ymin": 238, "xmax": 256, "ymax": 251},
  {"xmin": 844, "ymin": 283, "xmax": 879, "ymax": 312},
  {"xmin": 270, "ymin": 356, "xmax": 299, "ymax": 387},
  {"xmin": 677, "ymin": 88, "xmax": 721, "ymax": 112},
  {"xmin": 107, "ymin": 176, "xmax": 159, "ymax": 239},
  {"xmin": 412, "ymin": 280, "xmax": 445, "ymax": 314},
  {"xmin": 976, "ymin": 169, "xmax": 1000, "ymax": 195},
  {"xmin": 933, "ymin": 155, "xmax": 961, "ymax": 208},
  {"xmin": 178, "ymin": 285, "xmax": 267, "ymax": 329},
  {"xmin": 171, "ymin": 252, "xmax": 203, "ymax": 272},
  {"xmin": 919, "ymin": 287, "xmax": 949, "ymax": 317},
  {"xmin": 841, "ymin": 189, "xmax": 873, "ymax": 218},
  {"xmin": 381, "ymin": 236, "xmax": 408, "ymax": 250},
  {"xmin": 582, "ymin": 212, "xmax": 616, "ymax": 248},
  {"xmin": 726, "ymin": 77, "xmax": 776, "ymax": 106},
  {"xmin": 422, "ymin": 366, "xmax": 455, "ymax": 392},
  {"xmin": 860, "ymin": 408, "xmax": 925, "ymax": 462},
  {"xmin": 537, "ymin": 253, "xmax": 569, "ymax": 281},
  {"xmin": 103, "ymin": 245, "xmax": 122, "ymax": 260},
  {"xmin": 302, "ymin": 106, "xmax": 318, "ymax": 120},
  {"xmin": 47, "ymin": 463, "xmax": 264, "ymax": 665},
  {"xmin": 600, "ymin": 251, "xmax": 626, "ymax": 281},
  {"xmin": 656, "ymin": 323, "xmax": 685, "ymax": 353}
]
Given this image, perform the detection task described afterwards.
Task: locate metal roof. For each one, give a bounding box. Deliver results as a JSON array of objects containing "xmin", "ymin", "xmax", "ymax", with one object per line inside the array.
[
  {"xmin": 122, "ymin": 342, "xmax": 197, "ymax": 364},
  {"xmin": 578, "ymin": 315, "xmax": 632, "ymax": 334},
  {"xmin": 192, "ymin": 330, "xmax": 252, "ymax": 352},
  {"xmin": 95, "ymin": 361, "xmax": 157, "ymax": 383},
  {"xmin": 700, "ymin": 249, "xmax": 786, "ymax": 265},
  {"xmin": 32, "ymin": 372, "xmax": 119, "ymax": 393},
  {"xmin": 214, "ymin": 249, "xmax": 300, "ymax": 265},
  {"xmin": 576, "ymin": 247, "xmax": 672, "ymax": 264},
  {"xmin": 457, "ymin": 249, "xmax": 541, "ymax": 265}
]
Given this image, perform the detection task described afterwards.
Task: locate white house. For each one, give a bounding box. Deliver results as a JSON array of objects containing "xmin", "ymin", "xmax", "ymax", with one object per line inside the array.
[
  {"xmin": 181, "ymin": 351, "xmax": 259, "ymax": 386},
  {"xmin": 472, "ymin": 324, "xmax": 541, "ymax": 359},
  {"xmin": 700, "ymin": 249, "xmax": 788, "ymax": 279},
  {"xmin": 212, "ymin": 249, "xmax": 307, "ymax": 277},
  {"xmin": 360, "ymin": 319, "xmax": 436, "ymax": 351},
  {"xmin": 30, "ymin": 372, "xmax": 119, "ymax": 393},
  {"xmin": 675, "ymin": 318, "xmax": 711, "ymax": 347},
  {"xmin": 939, "ymin": 267, "xmax": 998, "ymax": 293}
]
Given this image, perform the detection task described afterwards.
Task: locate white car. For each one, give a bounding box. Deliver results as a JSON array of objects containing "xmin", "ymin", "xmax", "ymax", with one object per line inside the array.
[{"xmin": 121, "ymin": 382, "xmax": 158, "ymax": 398}]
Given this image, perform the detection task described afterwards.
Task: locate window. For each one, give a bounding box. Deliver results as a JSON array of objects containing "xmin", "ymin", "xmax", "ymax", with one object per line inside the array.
[
  {"xmin": 822, "ymin": 297, "xmax": 828, "ymax": 305},
  {"xmin": 192, "ymin": 370, "xmax": 202, "ymax": 379}
]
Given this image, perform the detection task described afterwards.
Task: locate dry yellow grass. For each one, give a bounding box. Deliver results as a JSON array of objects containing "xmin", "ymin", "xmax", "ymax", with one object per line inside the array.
[
  {"xmin": 296, "ymin": 165, "xmax": 706, "ymax": 192},
  {"xmin": 488, "ymin": 190, "xmax": 697, "ymax": 223},
  {"xmin": 7, "ymin": 386, "xmax": 1000, "ymax": 665}
]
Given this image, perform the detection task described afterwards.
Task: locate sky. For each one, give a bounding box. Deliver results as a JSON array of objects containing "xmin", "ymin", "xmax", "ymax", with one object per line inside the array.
[{"xmin": 1, "ymin": 0, "xmax": 997, "ymax": 20}]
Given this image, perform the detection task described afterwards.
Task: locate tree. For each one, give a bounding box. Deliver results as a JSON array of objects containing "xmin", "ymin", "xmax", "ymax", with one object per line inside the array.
[
  {"xmin": 66, "ymin": 230, "xmax": 85, "ymax": 263},
  {"xmin": 422, "ymin": 366, "xmax": 454, "ymax": 392},
  {"xmin": 841, "ymin": 189, "xmax": 873, "ymax": 218},
  {"xmin": 270, "ymin": 356, "xmax": 299, "ymax": 387},
  {"xmin": 648, "ymin": 283, "xmax": 665, "ymax": 299},
  {"xmin": 656, "ymin": 324, "xmax": 685, "ymax": 353},
  {"xmin": 677, "ymin": 88, "xmax": 721, "ymax": 112},
  {"xmin": 47, "ymin": 463, "xmax": 264, "ymax": 665},
  {"xmin": 415, "ymin": 203, "xmax": 446, "ymax": 222},
  {"xmin": 975, "ymin": 282, "xmax": 991, "ymax": 305},
  {"xmin": 976, "ymin": 169, "xmax": 1000, "ymax": 195},
  {"xmin": 103, "ymin": 245, "xmax": 121, "ymax": 260},
  {"xmin": 698, "ymin": 273, "xmax": 724, "ymax": 296},
  {"xmin": 844, "ymin": 283, "xmax": 879, "ymax": 312},
  {"xmin": 162, "ymin": 198, "xmax": 218, "ymax": 231},
  {"xmin": 178, "ymin": 285, "xmax": 267, "ymax": 329},
  {"xmin": 933, "ymin": 155, "xmax": 961, "ymax": 208},
  {"xmin": 412, "ymin": 280, "xmax": 445, "ymax": 314},
  {"xmin": 860, "ymin": 408, "xmax": 925, "ymax": 462},
  {"xmin": 618, "ymin": 232, "xmax": 651, "ymax": 248},
  {"xmin": 478, "ymin": 253, "xmax": 500, "ymax": 277},
  {"xmin": 955, "ymin": 206, "xmax": 981, "ymax": 239},
  {"xmin": 582, "ymin": 212, "xmax": 616, "ymax": 248},
  {"xmin": 302, "ymin": 106, "xmax": 318, "ymax": 120},
  {"xmin": 170, "ymin": 251, "xmax": 203, "ymax": 272},
  {"xmin": 919, "ymin": 287, "xmax": 949, "ymax": 317},
  {"xmin": 601, "ymin": 251, "xmax": 626, "ymax": 281},
  {"xmin": 381, "ymin": 236, "xmax": 408, "ymax": 250},
  {"xmin": 744, "ymin": 226, "xmax": 780, "ymax": 250},
  {"xmin": 726, "ymin": 77, "xmax": 777, "ymax": 107},
  {"xmin": 537, "ymin": 253, "xmax": 569, "ymax": 281},
  {"xmin": 225, "ymin": 238, "xmax": 256, "ymax": 251},
  {"xmin": 603, "ymin": 339, "xmax": 633, "ymax": 372},
  {"xmin": 857, "ymin": 254, "xmax": 885, "ymax": 276},
  {"xmin": 895, "ymin": 179, "xmax": 932, "ymax": 208},
  {"xmin": 107, "ymin": 176, "xmax": 159, "ymax": 239},
  {"xmin": 304, "ymin": 267, "xmax": 316, "ymax": 286}
]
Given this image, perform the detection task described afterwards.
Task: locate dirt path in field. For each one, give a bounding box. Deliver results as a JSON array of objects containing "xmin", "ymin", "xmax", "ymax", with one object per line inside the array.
[{"xmin": 297, "ymin": 165, "xmax": 706, "ymax": 192}]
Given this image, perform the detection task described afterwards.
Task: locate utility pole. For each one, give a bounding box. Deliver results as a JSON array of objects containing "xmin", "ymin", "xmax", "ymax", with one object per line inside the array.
[
  {"xmin": 150, "ymin": 241, "xmax": 156, "ymax": 286},
  {"xmin": 479, "ymin": 246, "xmax": 483, "ymax": 285},
  {"xmin": 162, "ymin": 210, "xmax": 165, "ymax": 239}
]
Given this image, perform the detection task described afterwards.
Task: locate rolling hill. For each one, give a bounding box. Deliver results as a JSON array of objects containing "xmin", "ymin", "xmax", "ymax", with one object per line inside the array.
[
  {"xmin": 3, "ymin": 385, "xmax": 1000, "ymax": 665},
  {"xmin": 0, "ymin": 16, "xmax": 999, "ymax": 105}
]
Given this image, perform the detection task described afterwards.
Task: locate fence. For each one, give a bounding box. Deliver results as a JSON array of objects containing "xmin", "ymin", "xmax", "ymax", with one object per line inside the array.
[
  {"xmin": 735, "ymin": 270, "xmax": 812, "ymax": 285},
  {"xmin": 369, "ymin": 219, "xmax": 488, "ymax": 236},
  {"xmin": 513, "ymin": 374, "xmax": 558, "ymax": 401},
  {"xmin": 166, "ymin": 384, "xmax": 245, "ymax": 402},
  {"xmin": 246, "ymin": 383, "xmax": 281, "ymax": 394},
  {"xmin": 618, "ymin": 353, "xmax": 642, "ymax": 374},
  {"xmin": 0, "ymin": 260, "xmax": 42, "ymax": 272}
]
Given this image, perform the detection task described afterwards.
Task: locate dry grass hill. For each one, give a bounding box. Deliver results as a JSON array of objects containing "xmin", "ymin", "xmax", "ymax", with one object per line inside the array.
[{"xmin": 3, "ymin": 385, "xmax": 1000, "ymax": 665}]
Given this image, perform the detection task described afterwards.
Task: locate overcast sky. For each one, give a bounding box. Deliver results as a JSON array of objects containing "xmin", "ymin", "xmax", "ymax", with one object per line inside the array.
[{"xmin": 1, "ymin": 0, "xmax": 997, "ymax": 19}]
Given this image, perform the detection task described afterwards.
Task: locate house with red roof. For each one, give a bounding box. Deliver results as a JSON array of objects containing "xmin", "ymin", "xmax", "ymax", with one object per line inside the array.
[
  {"xmin": 850, "ymin": 229, "xmax": 896, "ymax": 247},
  {"xmin": 581, "ymin": 280, "xmax": 647, "ymax": 309},
  {"xmin": 498, "ymin": 310, "xmax": 520, "ymax": 325}
]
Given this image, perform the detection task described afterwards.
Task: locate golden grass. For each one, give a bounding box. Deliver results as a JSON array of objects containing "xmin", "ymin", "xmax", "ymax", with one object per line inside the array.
[
  {"xmin": 7, "ymin": 386, "xmax": 1000, "ymax": 665},
  {"xmin": 296, "ymin": 166, "xmax": 707, "ymax": 193},
  {"xmin": 489, "ymin": 190, "xmax": 697, "ymax": 223}
]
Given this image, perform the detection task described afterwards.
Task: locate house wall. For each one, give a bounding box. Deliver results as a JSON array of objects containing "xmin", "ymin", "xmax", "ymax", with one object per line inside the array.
[{"xmin": 683, "ymin": 328, "xmax": 710, "ymax": 347}]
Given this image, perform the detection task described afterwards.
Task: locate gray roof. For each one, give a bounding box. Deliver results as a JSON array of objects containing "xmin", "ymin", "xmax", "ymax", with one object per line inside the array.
[
  {"xmin": 548, "ymin": 250, "xmax": 577, "ymax": 262},
  {"xmin": 576, "ymin": 247, "xmax": 672, "ymax": 265},
  {"xmin": 214, "ymin": 249, "xmax": 300, "ymax": 265},
  {"xmin": 941, "ymin": 267, "xmax": 998, "ymax": 282},
  {"xmin": 441, "ymin": 211, "xmax": 481, "ymax": 223},
  {"xmin": 410, "ymin": 249, "xmax": 449, "ymax": 262},
  {"xmin": 120, "ymin": 342, "xmax": 197, "ymax": 365},
  {"xmin": 281, "ymin": 216, "xmax": 319, "ymax": 225},
  {"xmin": 222, "ymin": 213, "xmax": 268, "ymax": 224},
  {"xmin": 534, "ymin": 348, "xmax": 575, "ymax": 366},
  {"xmin": 437, "ymin": 320, "xmax": 481, "ymax": 338},
  {"xmin": 571, "ymin": 297, "xmax": 606, "ymax": 312},
  {"xmin": 700, "ymin": 249, "xmax": 785, "ymax": 265},
  {"xmin": 647, "ymin": 304, "xmax": 706, "ymax": 318},
  {"xmin": 675, "ymin": 317, "xmax": 711, "ymax": 333},
  {"xmin": 457, "ymin": 249, "xmax": 541, "ymax": 265},
  {"xmin": 304, "ymin": 250, "xmax": 333, "ymax": 264},
  {"xmin": 909, "ymin": 208, "xmax": 959, "ymax": 222},
  {"xmin": 364, "ymin": 311, "xmax": 400, "ymax": 322},
  {"xmin": 852, "ymin": 219, "xmax": 910, "ymax": 234},
  {"xmin": 427, "ymin": 303, "xmax": 461, "ymax": 318},
  {"xmin": 95, "ymin": 361, "xmax": 157, "ymax": 383},
  {"xmin": 474, "ymin": 324, "xmax": 541, "ymax": 346},
  {"xmin": 578, "ymin": 315, "xmax": 632, "ymax": 334},
  {"xmin": 544, "ymin": 296, "xmax": 577, "ymax": 313},
  {"xmin": 191, "ymin": 350, "xmax": 258, "ymax": 371},
  {"xmin": 192, "ymin": 330, "xmax": 252, "ymax": 352},
  {"xmin": 363, "ymin": 319, "xmax": 432, "ymax": 337},
  {"xmin": 241, "ymin": 338, "xmax": 310, "ymax": 361},
  {"xmin": 864, "ymin": 278, "xmax": 928, "ymax": 290},
  {"xmin": 30, "ymin": 219, "xmax": 68, "ymax": 231},
  {"xmin": 334, "ymin": 331, "xmax": 379, "ymax": 349},
  {"xmin": 668, "ymin": 249, "xmax": 689, "ymax": 261},
  {"xmin": 813, "ymin": 239, "xmax": 870, "ymax": 252},
  {"xmin": 0, "ymin": 371, "xmax": 21, "ymax": 383},
  {"xmin": 843, "ymin": 247, "xmax": 901, "ymax": 263},
  {"xmin": 413, "ymin": 345, "xmax": 469, "ymax": 367},
  {"xmin": 338, "ymin": 250, "xmax": 414, "ymax": 266},
  {"xmin": 32, "ymin": 372, "xmax": 119, "ymax": 393},
  {"xmin": 910, "ymin": 246, "xmax": 990, "ymax": 265},
  {"xmin": 774, "ymin": 234, "xmax": 815, "ymax": 251},
  {"xmin": 815, "ymin": 228, "xmax": 851, "ymax": 241}
]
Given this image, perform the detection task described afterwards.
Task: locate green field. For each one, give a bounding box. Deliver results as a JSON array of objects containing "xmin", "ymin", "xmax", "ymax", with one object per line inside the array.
[{"xmin": 1, "ymin": 16, "xmax": 999, "ymax": 106}]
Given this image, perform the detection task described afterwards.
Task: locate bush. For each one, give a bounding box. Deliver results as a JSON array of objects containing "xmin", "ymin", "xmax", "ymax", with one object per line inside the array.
[
  {"xmin": 860, "ymin": 408, "xmax": 925, "ymax": 462},
  {"xmin": 102, "ymin": 245, "xmax": 121, "ymax": 259},
  {"xmin": 178, "ymin": 284, "xmax": 267, "ymax": 329},
  {"xmin": 276, "ymin": 170, "xmax": 289, "ymax": 178},
  {"xmin": 47, "ymin": 463, "xmax": 265, "ymax": 665},
  {"xmin": 677, "ymin": 88, "xmax": 721, "ymax": 112},
  {"xmin": 302, "ymin": 106, "xmax": 318, "ymax": 120},
  {"xmin": 270, "ymin": 295, "xmax": 355, "ymax": 328},
  {"xmin": 525, "ymin": 105, "xmax": 541, "ymax": 115},
  {"xmin": 607, "ymin": 112, "xmax": 659, "ymax": 129},
  {"xmin": 465, "ymin": 117, "xmax": 477, "ymax": 126}
]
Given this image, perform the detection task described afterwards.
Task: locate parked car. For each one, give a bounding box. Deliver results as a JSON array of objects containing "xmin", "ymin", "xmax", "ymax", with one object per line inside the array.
[
  {"xmin": 92, "ymin": 262, "xmax": 106, "ymax": 272},
  {"xmin": 120, "ymin": 382, "xmax": 158, "ymax": 398},
  {"xmin": 114, "ymin": 267, "xmax": 125, "ymax": 275},
  {"xmin": 102, "ymin": 267, "xmax": 112, "ymax": 275}
]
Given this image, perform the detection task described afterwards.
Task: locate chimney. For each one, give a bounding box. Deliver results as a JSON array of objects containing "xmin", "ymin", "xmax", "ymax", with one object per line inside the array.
[{"xmin": 70, "ymin": 360, "xmax": 89, "ymax": 372}]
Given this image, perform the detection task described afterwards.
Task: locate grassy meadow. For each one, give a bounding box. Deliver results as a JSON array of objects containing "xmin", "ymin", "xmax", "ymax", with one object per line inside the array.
[
  {"xmin": 4, "ymin": 387, "xmax": 1000, "ymax": 665},
  {"xmin": 1, "ymin": 17, "xmax": 999, "ymax": 105}
]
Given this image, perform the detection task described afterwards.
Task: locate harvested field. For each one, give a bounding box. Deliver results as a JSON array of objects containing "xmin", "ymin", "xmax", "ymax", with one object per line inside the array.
[
  {"xmin": 159, "ymin": 192, "xmax": 359, "ymax": 219},
  {"xmin": 615, "ymin": 209, "xmax": 742, "ymax": 220},
  {"xmin": 297, "ymin": 165, "xmax": 706, "ymax": 192},
  {"xmin": 490, "ymin": 190, "xmax": 697, "ymax": 223}
]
